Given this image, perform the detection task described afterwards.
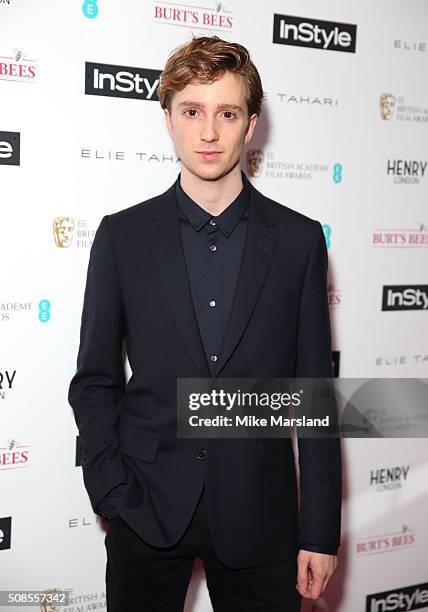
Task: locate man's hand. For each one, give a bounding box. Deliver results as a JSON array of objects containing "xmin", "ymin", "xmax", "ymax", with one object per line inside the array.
[{"xmin": 296, "ymin": 549, "xmax": 338, "ymax": 599}]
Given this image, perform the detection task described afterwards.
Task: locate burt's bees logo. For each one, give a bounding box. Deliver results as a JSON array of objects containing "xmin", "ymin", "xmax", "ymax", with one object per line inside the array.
[{"xmin": 0, "ymin": 438, "xmax": 31, "ymax": 470}]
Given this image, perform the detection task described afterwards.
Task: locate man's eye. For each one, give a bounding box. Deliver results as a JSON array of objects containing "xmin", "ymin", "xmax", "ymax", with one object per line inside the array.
[
  {"xmin": 223, "ymin": 111, "xmax": 236, "ymax": 119},
  {"xmin": 184, "ymin": 109, "xmax": 198, "ymax": 117}
]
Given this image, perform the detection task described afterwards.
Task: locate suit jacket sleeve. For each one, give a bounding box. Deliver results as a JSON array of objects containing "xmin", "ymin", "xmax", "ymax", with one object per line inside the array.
[
  {"xmin": 294, "ymin": 221, "xmax": 342, "ymax": 553},
  {"xmin": 68, "ymin": 215, "xmax": 128, "ymax": 514}
]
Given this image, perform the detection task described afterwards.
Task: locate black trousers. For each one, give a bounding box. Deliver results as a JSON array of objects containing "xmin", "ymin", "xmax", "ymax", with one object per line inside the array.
[{"xmin": 105, "ymin": 486, "xmax": 302, "ymax": 612}]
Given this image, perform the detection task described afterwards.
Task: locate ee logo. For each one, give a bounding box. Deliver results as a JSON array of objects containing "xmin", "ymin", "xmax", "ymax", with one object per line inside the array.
[
  {"xmin": 322, "ymin": 224, "xmax": 332, "ymax": 250},
  {"xmin": 38, "ymin": 299, "xmax": 51, "ymax": 323},
  {"xmin": 332, "ymin": 163, "xmax": 343, "ymax": 183},
  {"xmin": 82, "ymin": 0, "xmax": 99, "ymax": 19}
]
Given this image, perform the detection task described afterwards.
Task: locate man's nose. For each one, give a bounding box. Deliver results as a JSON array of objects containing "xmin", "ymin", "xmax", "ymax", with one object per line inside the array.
[{"xmin": 200, "ymin": 117, "xmax": 219, "ymax": 142}]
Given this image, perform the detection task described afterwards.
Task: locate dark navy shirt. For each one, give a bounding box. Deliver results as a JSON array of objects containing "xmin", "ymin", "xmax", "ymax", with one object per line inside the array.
[{"xmin": 175, "ymin": 171, "xmax": 250, "ymax": 376}]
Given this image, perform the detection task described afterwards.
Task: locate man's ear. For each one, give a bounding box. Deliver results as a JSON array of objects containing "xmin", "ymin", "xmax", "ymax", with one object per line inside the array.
[
  {"xmin": 243, "ymin": 113, "xmax": 258, "ymax": 145},
  {"xmin": 164, "ymin": 108, "xmax": 173, "ymax": 138}
]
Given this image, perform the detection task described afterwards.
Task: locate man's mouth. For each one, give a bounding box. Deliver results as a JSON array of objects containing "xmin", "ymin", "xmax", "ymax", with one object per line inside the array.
[{"xmin": 196, "ymin": 151, "xmax": 222, "ymax": 160}]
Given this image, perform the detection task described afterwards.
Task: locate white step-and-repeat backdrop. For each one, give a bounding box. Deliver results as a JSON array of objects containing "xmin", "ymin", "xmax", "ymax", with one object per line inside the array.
[{"xmin": 1, "ymin": 1, "xmax": 427, "ymax": 610}]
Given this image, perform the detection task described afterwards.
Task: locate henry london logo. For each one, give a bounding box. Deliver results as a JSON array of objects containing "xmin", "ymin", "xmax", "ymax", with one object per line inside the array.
[
  {"xmin": 273, "ymin": 14, "xmax": 357, "ymax": 53},
  {"xmin": 356, "ymin": 525, "xmax": 416, "ymax": 556},
  {"xmin": 53, "ymin": 217, "xmax": 95, "ymax": 248},
  {"xmin": 372, "ymin": 223, "xmax": 428, "ymax": 248},
  {"xmin": 85, "ymin": 62, "xmax": 161, "ymax": 101},
  {"xmin": 246, "ymin": 149, "xmax": 342, "ymax": 183},
  {"xmin": 0, "ymin": 131, "xmax": 20, "ymax": 166},
  {"xmin": 387, "ymin": 160, "xmax": 427, "ymax": 184},
  {"xmin": 370, "ymin": 465, "xmax": 409, "ymax": 492},
  {"xmin": 153, "ymin": 1, "xmax": 234, "ymax": 32},
  {"xmin": 366, "ymin": 582, "xmax": 428, "ymax": 612},
  {"xmin": 0, "ymin": 48, "xmax": 37, "ymax": 83},
  {"xmin": 380, "ymin": 93, "xmax": 428, "ymax": 123},
  {"xmin": 382, "ymin": 285, "xmax": 428, "ymax": 311},
  {"xmin": 0, "ymin": 438, "xmax": 31, "ymax": 470},
  {"xmin": 0, "ymin": 370, "xmax": 16, "ymax": 400}
]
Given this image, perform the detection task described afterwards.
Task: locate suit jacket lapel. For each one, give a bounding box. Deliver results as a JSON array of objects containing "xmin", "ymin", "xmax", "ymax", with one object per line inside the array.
[
  {"xmin": 213, "ymin": 181, "xmax": 277, "ymax": 377},
  {"xmin": 147, "ymin": 177, "xmax": 278, "ymax": 379},
  {"xmin": 148, "ymin": 182, "xmax": 211, "ymax": 377}
]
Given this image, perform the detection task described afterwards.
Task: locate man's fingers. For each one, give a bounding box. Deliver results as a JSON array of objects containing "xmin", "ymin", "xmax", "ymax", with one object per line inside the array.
[
  {"xmin": 296, "ymin": 555, "xmax": 309, "ymax": 595},
  {"xmin": 305, "ymin": 569, "xmax": 324, "ymax": 599}
]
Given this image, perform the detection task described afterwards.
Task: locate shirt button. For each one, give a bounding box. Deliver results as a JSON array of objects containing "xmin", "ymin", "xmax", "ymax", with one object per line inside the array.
[
  {"xmin": 209, "ymin": 300, "xmax": 216, "ymax": 307},
  {"xmin": 209, "ymin": 219, "xmax": 216, "ymax": 226},
  {"xmin": 197, "ymin": 449, "xmax": 207, "ymax": 460},
  {"xmin": 209, "ymin": 244, "xmax": 217, "ymax": 251},
  {"xmin": 210, "ymin": 355, "xmax": 218, "ymax": 362}
]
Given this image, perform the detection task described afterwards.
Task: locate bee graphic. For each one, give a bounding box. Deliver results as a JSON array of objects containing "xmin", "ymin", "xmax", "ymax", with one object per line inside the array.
[
  {"xmin": 215, "ymin": 2, "xmax": 225, "ymax": 13},
  {"xmin": 7, "ymin": 438, "xmax": 18, "ymax": 451},
  {"xmin": 418, "ymin": 222, "xmax": 426, "ymax": 232},
  {"xmin": 13, "ymin": 48, "xmax": 26, "ymax": 62}
]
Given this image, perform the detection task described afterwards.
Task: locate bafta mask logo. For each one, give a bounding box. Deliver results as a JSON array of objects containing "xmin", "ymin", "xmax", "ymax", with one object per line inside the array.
[
  {"xmin": 53, "ymin": 217, "xmax": 75, "ymax": 248},
  {"xmin": 380, "ymin": 93, "xmax": 396, "ymax": 120},
  {"xmin": 247, "ymin": 149, "xmax": 264, "ymax": 177}
]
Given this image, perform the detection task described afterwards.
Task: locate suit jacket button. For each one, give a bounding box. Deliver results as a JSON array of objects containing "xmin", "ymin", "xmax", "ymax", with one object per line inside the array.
[{"xmin": 197, "ymin": 448, "xmax": 207, "ymax": 460}]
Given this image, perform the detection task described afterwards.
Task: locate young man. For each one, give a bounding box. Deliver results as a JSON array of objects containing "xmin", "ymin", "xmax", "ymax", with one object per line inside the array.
[{"xmin": 69, "ymin": 35, "xmax": 341, "ymax": 611}]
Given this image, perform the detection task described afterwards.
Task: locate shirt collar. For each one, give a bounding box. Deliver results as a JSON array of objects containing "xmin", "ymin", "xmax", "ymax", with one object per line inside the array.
[{"xmin": 175, "ymin": 170, "xmax": 250, "ymax": 237}]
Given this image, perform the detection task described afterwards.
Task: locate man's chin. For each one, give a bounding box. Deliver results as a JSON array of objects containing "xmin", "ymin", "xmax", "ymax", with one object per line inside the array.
[{"xmin": 186, "ymin": 162, "xmax": 235, "ymax": 182}]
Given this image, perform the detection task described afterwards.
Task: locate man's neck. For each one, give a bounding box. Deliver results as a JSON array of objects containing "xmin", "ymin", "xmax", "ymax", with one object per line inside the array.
[{"xmin": 179, "ymin": 165, "xmax": 244, "ymax": 216}]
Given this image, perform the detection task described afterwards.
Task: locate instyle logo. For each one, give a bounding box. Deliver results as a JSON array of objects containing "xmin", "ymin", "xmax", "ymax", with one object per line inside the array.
[
  {"xmin": 0, "ymin": 131, "xmax": 20, "ymax": 165},
  {"xmin": 273, "ymin": 14, "xmax": 357, "ymax": 53},
  {"xmin": 382, "ymin": 285, "xmax": 428, "ymax": 311},
  {"xmin": 85, "ymin": 62, "xmax": 161, "ymax": 101},
  {"xmin": 366, "ymin": 582, "xmax": 428, "ymax": 612},
  {"xmin": 0, "ymin": 517, "xmax": 12, "ymax": 551}
]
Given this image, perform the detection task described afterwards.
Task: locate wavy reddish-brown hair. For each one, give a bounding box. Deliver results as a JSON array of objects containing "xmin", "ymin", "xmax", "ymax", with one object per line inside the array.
[{"xmin": 157, "ymin": 35, "xmax": 263, "ymax": 117}]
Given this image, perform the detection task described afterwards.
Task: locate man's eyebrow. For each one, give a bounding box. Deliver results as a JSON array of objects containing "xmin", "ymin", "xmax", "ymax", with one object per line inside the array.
[{"xmin": 176, "ymin": 101, "xmax": 244, "ymax": 112}]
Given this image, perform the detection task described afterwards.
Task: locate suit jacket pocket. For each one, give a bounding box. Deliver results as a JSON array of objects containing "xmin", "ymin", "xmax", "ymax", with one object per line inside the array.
[
  {"xmin": 256, "ymin": 291, "xmax": 298, "ymax": 309},
  {"xmin": 257, "ymin": 441, "xmax": 294, "ymax": 473},
  {"xmin": 120, "ymin": 431, "xmax": 160, "ymax": 462}
]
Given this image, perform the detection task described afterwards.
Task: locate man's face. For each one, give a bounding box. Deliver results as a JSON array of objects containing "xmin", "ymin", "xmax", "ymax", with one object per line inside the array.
[{"xmin": 164, "ymin": 71, "xmax": 257, "ymax": 181}]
